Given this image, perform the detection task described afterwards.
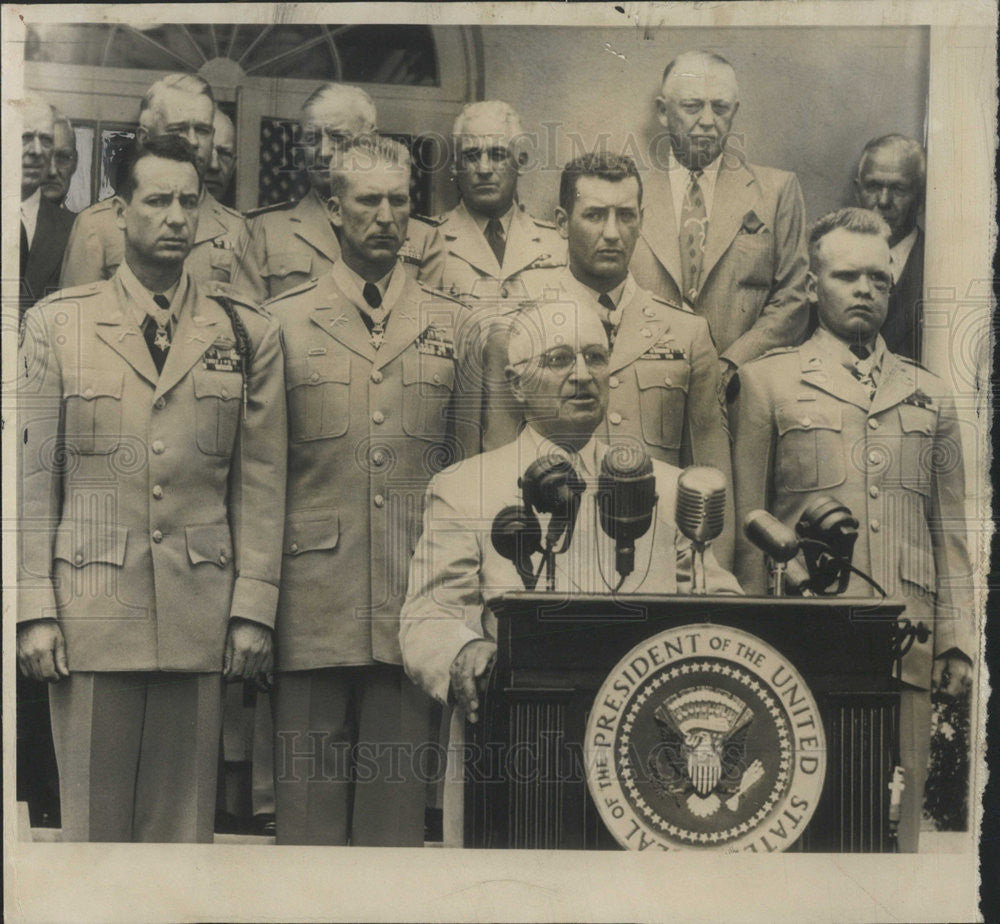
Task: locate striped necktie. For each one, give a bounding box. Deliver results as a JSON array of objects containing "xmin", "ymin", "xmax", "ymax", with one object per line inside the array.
[{"xmin": 680, "ymin": 170, "xmax": 708, "ymax": 303}]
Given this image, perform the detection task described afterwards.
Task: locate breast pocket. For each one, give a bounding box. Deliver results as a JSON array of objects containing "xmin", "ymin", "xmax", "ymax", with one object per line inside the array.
[
  {"xmin": 634, "ymin": 360, "xmax": 690, "ymax": 450},
  {"xmin": 775, "ymin": 402, "xmax": 846, "ymax": 492},
  {"xmin": 732, "ymin": 229, "xmax": 774, "ymax": 292},
  {"xmin": 193, "ymin": 367, "xmax": 241, "ymax": 456},
  {"xmin": 402, "ymin": 351, "xmax": 455, "ymax": 441},
  {"xmin": 63, "ymin": 368, "xmax": 124, "ymax": 454},
  {"xmin": 264, "ymin": 251, "xmax": 313, "ymax": 284},
  {"xmin": 286, "ymin": 352, "xmax": 351, "ymax": 442},
  {"xmin": 897, "ymin": 404, "xmax": 938, "ymax": 496}
]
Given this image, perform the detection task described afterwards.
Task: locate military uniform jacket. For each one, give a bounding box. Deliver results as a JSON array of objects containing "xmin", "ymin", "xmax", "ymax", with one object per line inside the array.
[
  {"xmin": 399, "ymin": 428, "xmax": 742, "ymax": 706},
  {"xmin": 271, "ymin": 269, "xmax": 474, "ymax": 671},
  {"xmin": 426, "ymin": 200, "xmax": 566, "ymax": 301},
  {"xmin": 17, "ymin": 273, "xmax": 287, "ymax": 673},
  {"xmin": 630, "ymin": 158, "xmax": 809, "ymax": 369},
  {"xmin": 230, "ymin": 188, "xmax": 444, "ymax": 301},
  {"xmin": 60, "ymin": 192, "xmax": 251, "ymax": 296},
  {"xmin": 731, "ymin": 331, "xmax": 974, "ymax": 687}
]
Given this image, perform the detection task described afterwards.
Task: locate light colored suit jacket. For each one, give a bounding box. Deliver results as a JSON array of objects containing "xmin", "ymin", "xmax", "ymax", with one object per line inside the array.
[
  {"xmin": 731, "ymin": 331, "xmax": 974, "ymax": 687},
  {"xmin": 399, "ymin": 428, "xmax": 742, "ymax": 705},
  {"xmin": 631, "ymin": 158, "xmax": 809, "ymax": 368},
  {"xmin": 230, "ymin": 188, "xmax": 443, "ymax": 301},
  {"xmin": 60, "ymin": 192, "xmax": 251, "ymax": 296},
  {"xmin": 17, "ymin": 274, "xmax": 287, "ymax": 672}
]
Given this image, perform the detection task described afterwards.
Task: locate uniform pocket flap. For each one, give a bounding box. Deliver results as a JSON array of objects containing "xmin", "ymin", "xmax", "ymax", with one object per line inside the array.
[
  {"xmin": 634, "ymin": 359, "xmax": 689, "ymax": 392},
  {"xmin": 402, "ymin": 352, "xmax": 455, "ymax": 390},
  {"xmin": 264, "ymin": 251, "xmax": 312, "ymax": 278},
  {"xmin": 899, "ymin": 541, "xmax": 935, "ymax": 594},
  {"xmin": 776, "ymin": 402, "xmax": 842, "ymax": 435},
  {"xmin": 193, "ymin": 367, "xmax": 241, "ymax": 400},
  {"xmin": 63, "ymin": 368, "xmax": 124, "ymax": 400},
  {"xmin": 898, "ymin": 404, "xmax": 935, "ymax": 435},
  {"xmin": 54, "ymin": 522, "xmax": 128, "ymax": 567},
  {"xmin": 286, "ymin": 356, "xmax": 351, "ymax": 388},
  {"xmin": 283, "ymin": 509, "xmax": 340, "ymax": 555},
  {"xmin": 185, "ymin": 523, "xmax": 234, "ymax": 567}
]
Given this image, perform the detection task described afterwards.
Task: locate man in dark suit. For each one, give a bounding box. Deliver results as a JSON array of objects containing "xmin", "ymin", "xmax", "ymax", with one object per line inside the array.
[
  {"xmin": 630, "ymin": 50, "xmax": 809, "ymax": 384},
  {"xmin": 854, "ymin": 134, "xmax": 926, "ymax": 361},
  {"xmin": 20, "ymin": 98, "xmax": 75, "ymax": 318},
  {"xmin": 42, "ymin": 110, "xmax": 79, "ymax": 211}
]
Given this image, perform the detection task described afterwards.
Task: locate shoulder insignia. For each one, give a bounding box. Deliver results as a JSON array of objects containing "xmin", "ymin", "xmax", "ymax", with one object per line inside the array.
[
  {"xmin": 264, "ymin": 277, "xmax": 320, "ymax": 306},
  {"xmin": 204, "ymin": 281, "xmax": 269, "ymax": 316},
  {"xmin": 649, "ymin": 293, "xmax": 687, "ymax": 312},
  {"xmin": 753, "ymin": 345, "xmax": 799, "ymax": 363},
  {"xmin": 418, "ymin": 283, "xmax": 471, "ymax": 309},
  {"xmin": 38, "ymin": 282, "xmax": 103, "ymax": 306},
  {"xmin": 530, "ymin": 215, "xmax": 558, "ymax": 230},
  {"xmin": 410, "ymin": 213, "xmax": 443, "ymax": 227},
  {"xmin": 86, "ymin": 198, "xmax": 116, "ymax": 214},
  {"xmin": 245, "ymin": 200, "xmax": 297, "ymax": 219}
]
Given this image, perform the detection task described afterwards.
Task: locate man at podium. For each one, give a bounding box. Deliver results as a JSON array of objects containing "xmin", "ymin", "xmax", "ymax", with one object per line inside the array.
[{"xmin": 399, "ymin": 298, "xmax": 740, "ymax": 844}]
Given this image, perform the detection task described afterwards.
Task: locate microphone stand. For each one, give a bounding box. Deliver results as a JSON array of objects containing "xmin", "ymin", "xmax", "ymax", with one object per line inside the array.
[{"xmin": 691, "ymin": 540, "xmax": 708, "ymax": 595}]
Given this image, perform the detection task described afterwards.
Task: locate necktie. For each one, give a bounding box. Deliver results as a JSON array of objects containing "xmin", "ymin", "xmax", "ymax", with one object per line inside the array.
[
  {"xmin": 597, "ymin": 293, "xmax": 617, "ymax": 348},
  {"xmin": 362, "ymin": 282, "xmax": 387, "ymax": 349},
  {"xmin": 847, "ymin": 344, "xmax": 878, "ymax": 398},
  {"xmin": 679, "ymin": 169, "xmax": 708, "ymax": 303},
  {"xmin": 142, "ymin": 294, "xmax": 172, "ymax": 374},
  {"xmin": 485, "ymin": 217, "xmax": 506, "ymax": 267},
  {"xmin": 20, "ymin": 221, "xmax": 29, "ymax": 279}
]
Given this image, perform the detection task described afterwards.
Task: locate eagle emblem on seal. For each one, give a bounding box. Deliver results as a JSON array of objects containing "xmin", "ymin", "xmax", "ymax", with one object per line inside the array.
[{"xmin": 648, "ymin": 686, "xmax": 765, "ymax": 818}]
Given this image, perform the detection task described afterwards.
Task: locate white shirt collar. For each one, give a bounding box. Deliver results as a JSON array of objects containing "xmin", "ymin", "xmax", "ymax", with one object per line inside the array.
[
  {"xmin": 115, "ymin": 260, "xmax": 186, "ymax": 328},
  {"xmin": 330, "ymin": 258, "xmax": 404, "ymax": 316},
  {"xmin": 889, "ymin": 227, "xmax": 919, "ymax": 283},
  {"xmin": 814, "ymin": 325, "xmax": 887, "ymax": 369},
  {"xmin": 668, "ymin": 150, "xmax": 723, "ymax": 221},
  {"xmin": 20, "ymin": 187, "xmax": 42, "ymax": 247},
  {"xmin": 521, "ymin": 423, "xmax": 601, "ymax": 480}
]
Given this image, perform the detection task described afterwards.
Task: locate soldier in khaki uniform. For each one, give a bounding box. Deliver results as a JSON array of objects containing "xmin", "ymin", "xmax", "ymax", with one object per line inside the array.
[
  {"xmin": 17, "ymin": 137, "xmax": 286, "ymax": 843},
  {"xmin": 230, "ymin": 83, "xmax": 442, "ymax": 300},
  {"xmin": 731, "ymin": 208, "xmax": 974, "ymax": 852},
  {"xmin": 269, "ymin": 136, "xmax": 473, "ymax": 846},
  {"xmin": 60, "ymin": 74, "xmax": 253, "ymax": 299},
  {"xmin": 477, "ymin": 153, "xmax": 735, "ymax": 564}
]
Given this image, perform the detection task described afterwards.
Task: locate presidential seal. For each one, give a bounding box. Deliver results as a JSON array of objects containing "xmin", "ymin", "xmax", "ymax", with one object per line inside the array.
[{"xmin": 585, "ymin": 624, "xmax": 825, "ymax": 851}]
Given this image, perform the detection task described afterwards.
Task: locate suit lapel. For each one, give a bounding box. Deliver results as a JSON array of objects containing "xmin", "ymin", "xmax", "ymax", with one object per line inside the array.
[
  {"xmin": 700, "ymin": 160, "xmax": 759, "ymax": 285},
  {"xmin": 638, "ymin": 166, "xmax": 682, "ymax": 287},
  {"xmin": 798, "ymin": 336, "xmax": 872, "ymax": 412},
  {"xmin": 95, "ymin": 283, "xmax": 159, "ymax": 387},
  {"xmin": 869, "ymin": 352, "xmax": 917, "ymax": 417},
  {"xmin": 309, "ymin": 277, "xmax": 378, "ymax": 364},
  {"xmin": 442, "ymin": 202, "xmax": 500, "ymax": 278},
  {"xmin": 25, "ymin": 200, "xmax": 64, "ymax": 300},
  {"xmin": 193, "ymin": 195, "xmax": 228, "ymax": 246},
  {"xmin": 154, "ymin": 288, "xmax": 222, "ymax": 399},
  {"xmin": 500, "ymin": 207, "xmax": 547, "ymax": 277},
  {"xmin": 374, "ymin": 276, "xmax": 425, "ymax": 369},
  {"xmin": 610, "ymin": 288, "xmax": 672, "ymax": 373},
  {"xmin": 291, "ymin": 190, "xmax": 341, "ymax": 264}
]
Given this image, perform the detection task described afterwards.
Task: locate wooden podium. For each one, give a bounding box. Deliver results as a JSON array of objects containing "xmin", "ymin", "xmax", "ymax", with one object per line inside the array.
[{"xmin": 464, "ymin": 593, "xmax": 909, "ymax": 852}]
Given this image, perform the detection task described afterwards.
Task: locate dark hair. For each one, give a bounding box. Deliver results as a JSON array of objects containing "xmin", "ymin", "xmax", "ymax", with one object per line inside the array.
[
  {"xmin": 115, "ymin": 134, "xmax": 202, "ymax": 202},
  {"xmin": 661, "ymin": 50, "xmax": 734, "ymax": 85},
  {"xmin": 559, "ymin": 151, "xmax": 642, "ymax": 213}
]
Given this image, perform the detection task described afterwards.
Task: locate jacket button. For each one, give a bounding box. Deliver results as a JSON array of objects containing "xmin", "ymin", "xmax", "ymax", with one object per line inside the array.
[
  {"xmin": 154, "ymin": 397, "xmax": 166, "ymax": 410},
  {"xmin": 220, "ymin": 387, "xmax": 230, "ymax": 398},
  {"xmin": 609, "ymin": 376, "xmax": 619, "ymax": 388},
  {"xmin": 372, "ymin": 411, "xmax": 385, "ymax": 424},
  {"xmin": 74, "ymin": 552, "xmax": 84, "ymax": 565},
  {"xmin": 609, "ymin": 412, "xmax": 622, "ymax": 425},
  {"xmin": 869, "ymin": 485, "xmax": 880, "ymax": 498},
  {"xmin": 152, "ymin": 440, "xmax": 165, "ymax": 454},
  {"xmin": 870, "ymin": 519, "xmax": 880, "ymax": 532},
  {"xmin": 868, "ymin": 418, "xmax": 880, "ymax": 429},
  {"xmin": 801, "ymin": 417, "xmax": 812, "ymax": 427},
  {"xmin": 642, "ymin": 307, "xmax": 655, "ymax": 317},
  {"xmin": 663, "ymin": 374, "xmax": 672, "ymax": 385},
  {"xmin": 868, "ymin": 451, "xmax": 879, "ymax": 465},
  {"xmin": 289, "ymin": 542, "xmax": 299, "ymax": 554},
  {"xmin": 219, "ymin": 552, "xmax": 228, "ymax": 565},
  {"xmin": 374, "ymin": 494, "xmax": 385, "ymax": 507},
  {"xmin": 371, "ymin": 370, "xmax": 383, "ymax": 384},
  {"xmin": 152, "ymin": 529, "xmax": 163, "ymax": 543},
  {"xmin": 83, "ymin": 387, "xmax": 94, "ymax": 399},
  {"xmin": 372, "ymin": 450, "xmax": 386, "ymax": 466},
  {"xmin": 310, "ymin": 372, "xmax": 320, "ymax": 383},
  {"xmin": 152, "ymin": 485, "xmax": 163, "ymax": 499},
  {"xmin": 640, "ymin": 328, "xmax": 651, "ymax": 338}
]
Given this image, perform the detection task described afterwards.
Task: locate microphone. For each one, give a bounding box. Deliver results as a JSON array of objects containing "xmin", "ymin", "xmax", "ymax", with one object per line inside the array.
[
  {"xmin": 597, "ymin": 444, "xmax": 658, "ymax": 584},
  {"xmin": 491, "ymin": 505, "xmax": 543, "ymax": 591},
  {"xmin": 675, "ymin": 466, "xmax": 727, "ymax": 593},
  {"xmin": 520, "ymin": 455, "xmax": 586, "ymax": 590},
  {"xmin": 743, "ymin": 509, "xmax": 801, "ymax": 596},
  {"xmin": 795, "ymin": 496, "xmax": 860, "ymax": 595}
]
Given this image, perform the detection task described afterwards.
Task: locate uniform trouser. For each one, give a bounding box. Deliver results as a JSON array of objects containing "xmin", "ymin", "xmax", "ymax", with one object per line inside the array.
[
  {"xmin": 898, "ymin": 688, "xmax": 933, "ymax": 853},
  {"xmin": 272, "ymin": 664, "xmax": 434, "ymax": 846},
  {"xmin": 251, "ymin": 692, "xmax": 276, "ymax": 816},
  {"xmin": 17, "ymin": 672, "xmax": 60, "ymax": 825},
  {"xmin": 49, "ymin": 672, "xmax": 224, "ymax": 843}
]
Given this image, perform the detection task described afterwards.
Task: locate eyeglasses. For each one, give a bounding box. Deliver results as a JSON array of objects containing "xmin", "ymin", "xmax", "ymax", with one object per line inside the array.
[{"xmin": 515, "ymin": 345, "xmax": 611, "ymax": 372}]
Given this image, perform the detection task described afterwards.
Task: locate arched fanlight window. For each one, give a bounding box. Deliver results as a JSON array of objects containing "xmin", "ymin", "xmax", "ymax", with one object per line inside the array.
[{"xmin": 25, "ymin": 23, "xmax": 439, "ymax": 85}]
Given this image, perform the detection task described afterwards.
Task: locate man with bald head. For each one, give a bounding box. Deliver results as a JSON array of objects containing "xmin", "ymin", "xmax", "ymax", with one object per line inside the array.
[
  {"xmin": 231, "ymin": 82, "xmax": 441, "ymax": 299},
  {"xmin": 42, "ymin": 110, "xmax": 79, "ymax": 211},
  {"xmin": 399, "ymin": 298, "xmax": 741, "ymax": 844},
  {"xmin": 60, "ymin": 74, "xmax": 252, "ymax": 296},
  {"xmin": 631, "ymin": 50, "xmax": 809, "ymax": 382},
  {"xmin": 854, "ymin": 134, "xmax": 926, "ymax": 360},
  {"xmin": 20, "ymin": 97, "xmax": 75, "ymax": 317}
]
